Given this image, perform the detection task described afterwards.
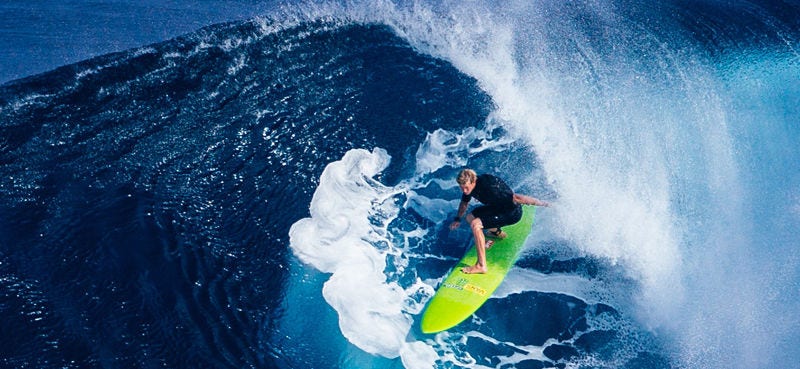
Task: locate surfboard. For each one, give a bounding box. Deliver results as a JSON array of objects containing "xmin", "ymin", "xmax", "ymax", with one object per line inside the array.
[{"xmin": 420, "ymin": 205, "xmax": 536, "ymax": 334}]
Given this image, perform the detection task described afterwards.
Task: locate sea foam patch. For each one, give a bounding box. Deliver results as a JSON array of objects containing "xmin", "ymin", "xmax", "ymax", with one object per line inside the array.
[{"xmin": 289, "ymin": 148, "xmax": 438, "ymax": 366}]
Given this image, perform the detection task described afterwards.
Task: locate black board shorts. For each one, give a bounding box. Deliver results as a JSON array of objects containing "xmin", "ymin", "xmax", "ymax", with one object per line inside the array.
[{"xmin": 471, "ymin": 204, "xmax": 523, "ymax": 229}]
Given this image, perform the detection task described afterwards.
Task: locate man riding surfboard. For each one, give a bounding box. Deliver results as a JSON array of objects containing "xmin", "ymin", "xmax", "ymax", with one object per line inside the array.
[{"xmin": 449, "ymin": 169, "xmax": 550, "ymax": 274}]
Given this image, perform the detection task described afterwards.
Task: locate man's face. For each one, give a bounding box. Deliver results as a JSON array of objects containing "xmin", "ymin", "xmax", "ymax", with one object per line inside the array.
[{"xmin": 459, "ymin": 180, "xmax": 476, "ymax": 196}]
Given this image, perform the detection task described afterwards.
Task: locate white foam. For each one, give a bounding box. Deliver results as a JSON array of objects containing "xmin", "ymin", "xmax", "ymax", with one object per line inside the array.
[
  {"xmin": 290, "ymin": 148, "xmax": 409, "ymax": 356},
  {"xmin": 405, "ymin": 192, "xmax": 455, "ymax": 226},
  {"xmin": 413, "ymin": 126, "xmax": 515, "ymax": 177}
]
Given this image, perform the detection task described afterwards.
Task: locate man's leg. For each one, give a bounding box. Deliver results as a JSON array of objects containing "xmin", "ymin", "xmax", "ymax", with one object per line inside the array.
[{"xmin": 462, "ymin": 214, "xmax": 488, "ymax": 274}]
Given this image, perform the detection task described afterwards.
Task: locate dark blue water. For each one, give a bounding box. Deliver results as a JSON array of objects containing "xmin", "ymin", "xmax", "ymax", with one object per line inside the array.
[
  {"xmin": 0, "ymin": 0, "xmax": 277, "ymax": 84},
  {"xmin": 2, "ymin": 1, "xmax": 799, "ymax": 368}
]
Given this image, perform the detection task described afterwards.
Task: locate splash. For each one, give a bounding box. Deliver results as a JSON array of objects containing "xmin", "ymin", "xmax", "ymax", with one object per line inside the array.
[
  {"xmin": 373, "ymin": 3, "xmax": 800, "ymax": 368},
  {"xmin": 288, "ymin": 148, "xmax": 438, "ymax": 367},
  {"xmin": 285, "ymin": 1, "xmax": 800, "ymax": 367},
  {"xmin": 366, "ymin": 0, "xmax": 688, "ymax": 325}
]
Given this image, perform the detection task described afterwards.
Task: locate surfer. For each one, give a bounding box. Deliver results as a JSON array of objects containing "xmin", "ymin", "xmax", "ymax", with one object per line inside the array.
[{"xmin": 449, "ymin": 169, "xmax": 550, "ymax": 274}]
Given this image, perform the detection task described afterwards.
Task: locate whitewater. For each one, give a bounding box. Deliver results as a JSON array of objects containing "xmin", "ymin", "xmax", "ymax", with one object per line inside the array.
[
  {"xmin": 286, "ymin": 1, "xmax": 800, "ymax": 368},
  {"xmin": 1, "ymin": 1, "xmax": 799, "ymax": 368}
]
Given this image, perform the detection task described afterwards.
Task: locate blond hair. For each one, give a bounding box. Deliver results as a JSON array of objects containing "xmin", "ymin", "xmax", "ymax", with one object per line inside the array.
[{"xmin": 456, "ymin": 169, "xmax": 477, "ymax": 185}]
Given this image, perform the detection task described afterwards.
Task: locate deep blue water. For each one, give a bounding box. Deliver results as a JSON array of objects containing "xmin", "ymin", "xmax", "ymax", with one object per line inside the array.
[
  {"xmin": 2, "ymin": 1, "xmax": 799, "ymax": 368},
  {"xmin": 0, "ymin": 0, "xmax": 277, "ymax": 84}
]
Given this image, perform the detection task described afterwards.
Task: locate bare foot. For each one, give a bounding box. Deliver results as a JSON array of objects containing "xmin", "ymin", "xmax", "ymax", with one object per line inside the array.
[{"xmin": 461, "ymin": 264, "xmax": 487, "ymax": 274}]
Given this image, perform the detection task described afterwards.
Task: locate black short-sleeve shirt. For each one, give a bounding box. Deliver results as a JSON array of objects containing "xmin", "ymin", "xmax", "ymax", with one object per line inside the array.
[{"xmin": 461, "ymin": 174, "xmax": 515, "ymax": 209}]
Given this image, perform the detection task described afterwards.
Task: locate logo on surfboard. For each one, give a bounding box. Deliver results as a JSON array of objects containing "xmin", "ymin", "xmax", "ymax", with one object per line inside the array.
[{"xmin": 441, "ymin": 277, "xmax": 487, "ymax": 296}]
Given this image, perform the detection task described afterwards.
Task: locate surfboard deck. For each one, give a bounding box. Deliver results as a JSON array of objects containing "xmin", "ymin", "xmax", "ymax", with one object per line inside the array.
[{"xmin": 420, "ymin": 205, "xmax": 535, "ymax": 334}]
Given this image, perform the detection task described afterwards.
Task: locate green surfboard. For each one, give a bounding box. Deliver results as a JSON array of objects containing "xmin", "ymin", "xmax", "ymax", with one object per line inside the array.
[{"xmin": 420, "ymin": 205, "xmax": 536, "ymax": 334}]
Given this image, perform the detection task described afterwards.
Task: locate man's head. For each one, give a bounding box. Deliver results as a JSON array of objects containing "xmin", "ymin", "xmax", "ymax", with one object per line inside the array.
[{"xmin": 456, "ymin": 169, "xmax": 477, "ymax": 195}]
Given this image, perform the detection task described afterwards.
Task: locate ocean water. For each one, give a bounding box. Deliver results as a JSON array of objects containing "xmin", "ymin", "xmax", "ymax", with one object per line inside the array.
[{"xmin": 1, "ymin": 1, "xmax": 799, "ymax": 368}]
